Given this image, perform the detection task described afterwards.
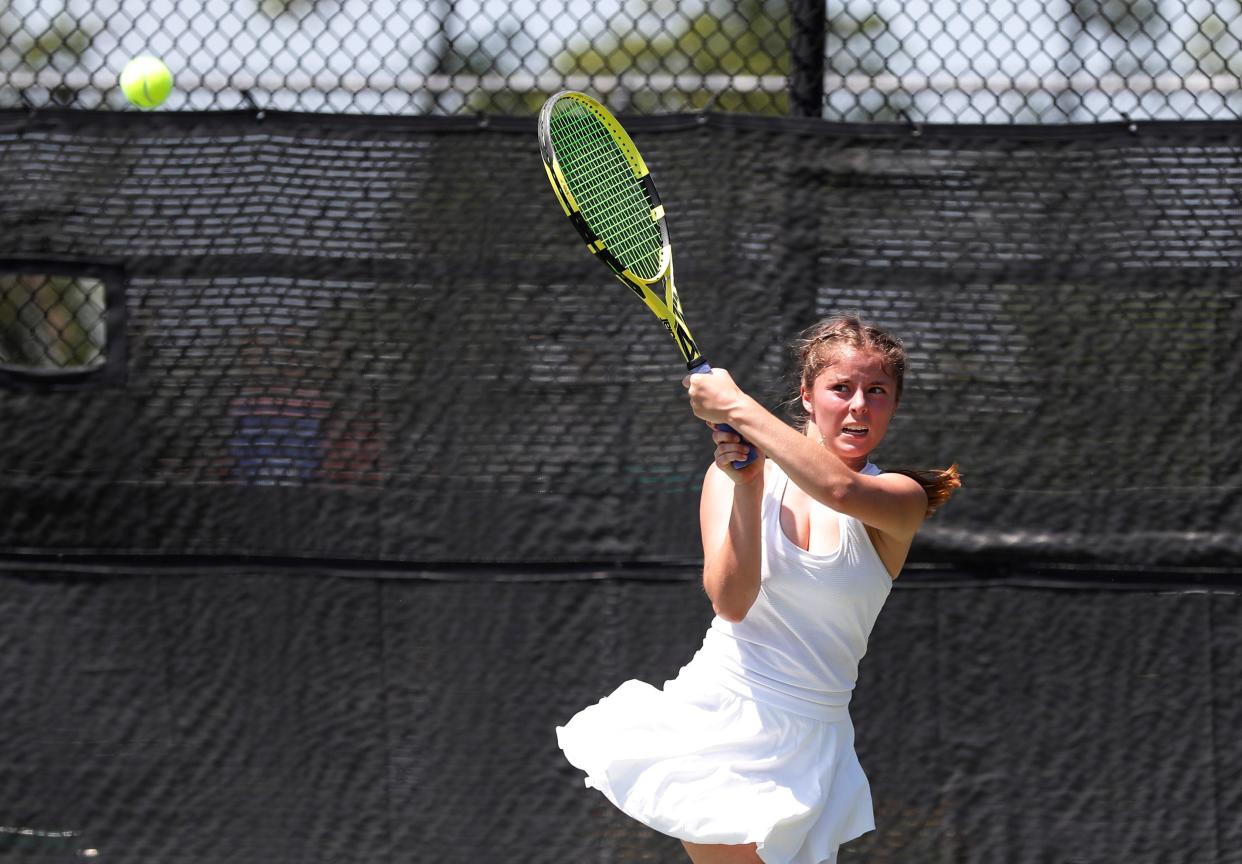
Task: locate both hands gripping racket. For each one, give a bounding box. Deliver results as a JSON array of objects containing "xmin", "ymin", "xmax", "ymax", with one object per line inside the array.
[{"xmin": 537, "ymin": 90, "xmax": 757, "ymax": 468}]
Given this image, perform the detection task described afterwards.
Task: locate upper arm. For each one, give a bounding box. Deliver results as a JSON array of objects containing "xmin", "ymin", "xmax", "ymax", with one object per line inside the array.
[
  {"xmin": 698, "ymin": 462, "xmax": 767, "ymax": 620},
  {"xmin": 830, "ymin": 470, "xmax": 927, "ymax": 545},
  {"xmin": 698, "ymin": 462, "xmax": 768, "ymax": 564},
  {"xmin": 699, "ymin": 462, "xmax": 743, "ymax": 558}
]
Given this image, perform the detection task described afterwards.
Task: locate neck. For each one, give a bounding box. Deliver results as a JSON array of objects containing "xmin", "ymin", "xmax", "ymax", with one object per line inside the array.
[{"xmin": 841, "ymin": 455, "xmax": 869, "ymax": 472}]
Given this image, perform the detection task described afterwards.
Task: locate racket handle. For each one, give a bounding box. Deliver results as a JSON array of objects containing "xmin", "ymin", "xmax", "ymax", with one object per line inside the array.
[{"xmin": 689, "ymin": 361, "xmax": 759, "ymax": 469}]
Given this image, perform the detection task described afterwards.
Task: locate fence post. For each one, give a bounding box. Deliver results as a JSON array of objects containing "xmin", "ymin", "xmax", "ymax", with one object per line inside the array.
[{"xmin": 789, "ymin": 0, "xmax": 826, "ymax": 117}]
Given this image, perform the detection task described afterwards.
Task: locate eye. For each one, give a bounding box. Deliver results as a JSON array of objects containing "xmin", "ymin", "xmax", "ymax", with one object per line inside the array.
[{"xmin": 868, "ymin": 385, "xmax": 887, "ymax": 394}]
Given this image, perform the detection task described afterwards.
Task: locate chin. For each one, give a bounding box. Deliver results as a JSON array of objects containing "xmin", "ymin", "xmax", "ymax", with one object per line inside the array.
[
  {"xmin": 829, "ymin": 429, "xmax": 879, "ymax": 451},
  {"xmin": 830, "ymin": 441, "xmax": 873, "ymax": 461}
]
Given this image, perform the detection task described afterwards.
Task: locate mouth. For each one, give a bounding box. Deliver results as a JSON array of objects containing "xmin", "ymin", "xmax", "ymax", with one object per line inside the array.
[{"xmin": 841, "ymin": 425, "xmax": 869, "ymax": 438}]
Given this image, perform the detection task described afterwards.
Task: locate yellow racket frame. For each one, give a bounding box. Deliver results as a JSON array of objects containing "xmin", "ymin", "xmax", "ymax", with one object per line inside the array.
[{"xmin": 538, "ymin": 90, "xmax": 702, "ymax": 369}]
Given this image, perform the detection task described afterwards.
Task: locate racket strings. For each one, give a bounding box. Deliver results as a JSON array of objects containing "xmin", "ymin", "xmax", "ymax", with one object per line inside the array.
[
  {"xmin": 553, "ymin": 112, "xmax": 657, "ymax": 268},
  {"xmin": 549, "ymin": 104, "xmax": 664, "ymax": 280}
]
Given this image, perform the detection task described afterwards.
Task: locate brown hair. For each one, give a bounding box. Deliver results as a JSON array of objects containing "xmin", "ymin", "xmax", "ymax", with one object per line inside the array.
[{"xmin": 792, "ymin": 313, "xmax": 961, "ymax": 517}]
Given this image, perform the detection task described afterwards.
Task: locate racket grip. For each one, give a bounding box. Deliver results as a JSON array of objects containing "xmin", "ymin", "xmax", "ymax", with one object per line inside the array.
[{"xmin": 689, "ymin": 361, "xmax": 759, "ymax": 469}]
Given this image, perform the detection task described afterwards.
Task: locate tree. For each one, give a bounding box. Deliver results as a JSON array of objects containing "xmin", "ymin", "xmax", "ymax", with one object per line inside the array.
[
  {"xmin": 2, "ymin": 10, "xmax": 97, "ymax": 106},
  {"xmin": 451, "ymin": 0, "xmax": 793, "ymax": 116}
]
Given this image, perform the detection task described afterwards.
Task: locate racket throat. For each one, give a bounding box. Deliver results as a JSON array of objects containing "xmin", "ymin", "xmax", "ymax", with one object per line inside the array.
[{"xmin": 666, "ymin": 318, "xmax": 702, "ymax": 368}]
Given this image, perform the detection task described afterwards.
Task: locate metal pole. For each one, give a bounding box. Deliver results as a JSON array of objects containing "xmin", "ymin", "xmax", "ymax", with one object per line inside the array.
[{"xmin": 789, "ymin": 0, "xmax": 827, "ymax": 118}]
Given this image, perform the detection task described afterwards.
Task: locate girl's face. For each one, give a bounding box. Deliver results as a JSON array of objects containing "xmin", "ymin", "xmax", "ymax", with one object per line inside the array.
[{"xmin": 801, "ymin": 346, "xmax": 899, "ymax": 471}]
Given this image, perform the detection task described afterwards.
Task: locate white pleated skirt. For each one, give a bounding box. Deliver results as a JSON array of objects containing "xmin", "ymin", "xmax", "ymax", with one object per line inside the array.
[{"xmin": 555, "ymin": 659, "xmax": 875, "ymax": 864}]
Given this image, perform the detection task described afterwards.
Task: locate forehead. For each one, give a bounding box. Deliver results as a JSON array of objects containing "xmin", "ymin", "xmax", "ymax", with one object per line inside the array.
[{"xmin": 814, "ymin": 346, "xmax": 895, "ymax": 382}]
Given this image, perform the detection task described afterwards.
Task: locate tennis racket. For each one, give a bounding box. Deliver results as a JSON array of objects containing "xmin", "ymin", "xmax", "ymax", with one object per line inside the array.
[{"xmin": 537, "ymin": 90, "xmax": 756, "ymax": 468}]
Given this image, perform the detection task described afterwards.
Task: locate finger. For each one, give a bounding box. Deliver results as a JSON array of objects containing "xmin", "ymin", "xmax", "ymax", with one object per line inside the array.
[{"xmin": 716, "ymin": 453, "xmax": 755, "ymax": 473}]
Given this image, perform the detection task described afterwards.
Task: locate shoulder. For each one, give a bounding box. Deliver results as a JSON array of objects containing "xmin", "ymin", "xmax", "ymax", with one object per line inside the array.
[
  {"xmin": 849, "ymin": 466, "xmax": 928, "ymax": 538},
  {"xmin": 701, "ymin": 457, "xmax": 781, "ymax": 492},
  {"xmin": 870, "ymin": 462, "xmax": 924, "ymax": 490},
  {"xmin": 874, "ymin": 467, "xmax": 930, "ymax": 512},
  {"xmin": 862, "ymin": 469, "xmax": 926, "ymax": 578},
  {"xmin": 876, "ymin": 469, "xmax": 929, "ymax": 517},
  {"xmin": 699, "ymin": 459, "xmax": 774, "ymax": 520},
  {"xmin": 876, "ymin": 467, "xmax": 925, "ymax": 492}
]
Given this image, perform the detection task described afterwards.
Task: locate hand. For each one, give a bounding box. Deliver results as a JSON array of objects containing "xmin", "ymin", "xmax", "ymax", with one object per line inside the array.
[
  {"xmin": 681, "ymin": 366, "xmax": 745, "ymax": 425},
  {"xmin": 708, "ymin": 422, "xmax": 764, "ymax": 483}
]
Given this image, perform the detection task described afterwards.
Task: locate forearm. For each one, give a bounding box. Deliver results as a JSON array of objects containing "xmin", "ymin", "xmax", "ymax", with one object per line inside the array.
[
  {"xmin": 724, "ymin": 395, "xmax": 858, "ymax": 508},
  {"xmin": 702, "ymin": 482, "xmax": 763, "ymax": 623}
]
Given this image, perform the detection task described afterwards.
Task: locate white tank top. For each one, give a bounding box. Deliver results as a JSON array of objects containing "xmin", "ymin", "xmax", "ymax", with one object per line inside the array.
[{"xmin": 687, "ymin": 460, "xmax": 893, "ymax": 722}]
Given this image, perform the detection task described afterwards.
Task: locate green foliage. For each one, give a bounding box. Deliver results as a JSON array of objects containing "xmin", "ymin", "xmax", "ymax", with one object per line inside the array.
[
  {"xmin": 467, "ymin": 0, "xmax": 793, "ymax": 115},
  {"xmin": 257, "ymin": 0, "xmax": 318, "ymax": 20},
  {"xmin": 561, "ymin": 5, "xmax": 791, "ymax": 79},
  {"xmin": 1183, "ymin": 1, "xmax": 1242, "ymax": 76},
  {"xmin": 16, "ymin": 12, "xmax": 94, "ymax": 70}
]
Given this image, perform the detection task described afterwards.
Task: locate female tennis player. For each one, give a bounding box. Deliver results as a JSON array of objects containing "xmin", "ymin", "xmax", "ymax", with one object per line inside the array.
[{"xmin": 557, "ymin": 313, "xmax": 960, "ymax": 864}]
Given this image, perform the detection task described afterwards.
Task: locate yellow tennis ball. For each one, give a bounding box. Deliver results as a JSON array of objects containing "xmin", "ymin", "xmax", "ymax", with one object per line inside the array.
[{"xmin": 120, "ymin": 56, "xmax": 173, "ymax": 109}]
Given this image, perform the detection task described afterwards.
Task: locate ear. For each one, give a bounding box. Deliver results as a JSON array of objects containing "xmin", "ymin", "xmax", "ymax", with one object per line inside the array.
[{"xmin": 800, "ymin": 385, "xmax": 813, "ymax": 418}]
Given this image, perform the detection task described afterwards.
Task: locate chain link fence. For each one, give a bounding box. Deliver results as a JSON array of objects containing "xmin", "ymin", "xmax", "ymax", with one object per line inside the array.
[
  {"xmin": 0, "ymin": 272, "xmax": 107, "ymax": 373},
  {"xmin": 1, "ymin": 0, "xmax": 1241, "ymax": 121}
]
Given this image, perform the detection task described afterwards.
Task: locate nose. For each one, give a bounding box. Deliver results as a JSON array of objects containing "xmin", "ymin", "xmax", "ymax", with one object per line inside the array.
[{"xmin": 849, "ymin": 387, "xmax": 869, "ymax": 415}]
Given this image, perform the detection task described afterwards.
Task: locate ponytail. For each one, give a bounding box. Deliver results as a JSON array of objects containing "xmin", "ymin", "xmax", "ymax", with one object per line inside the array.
[{"xmin": 890, "ymin": 464, "xmax": 962, "ymax": 517}]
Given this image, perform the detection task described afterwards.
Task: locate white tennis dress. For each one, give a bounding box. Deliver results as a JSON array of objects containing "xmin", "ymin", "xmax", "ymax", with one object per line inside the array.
[{"xmin": 557, "ymin": 461, "xmax": 894, "ymax": 864}]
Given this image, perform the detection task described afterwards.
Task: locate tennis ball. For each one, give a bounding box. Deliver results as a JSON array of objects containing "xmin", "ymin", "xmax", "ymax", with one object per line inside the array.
[{"xmin": 120, "ymin": 56, "xmax": 173, "ymax": 109}]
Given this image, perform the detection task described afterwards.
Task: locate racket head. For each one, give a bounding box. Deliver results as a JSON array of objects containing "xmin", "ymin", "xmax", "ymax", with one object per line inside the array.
[{"xmin": 538, "ymin": 91, "xmax": 671, "ymax": 285}]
